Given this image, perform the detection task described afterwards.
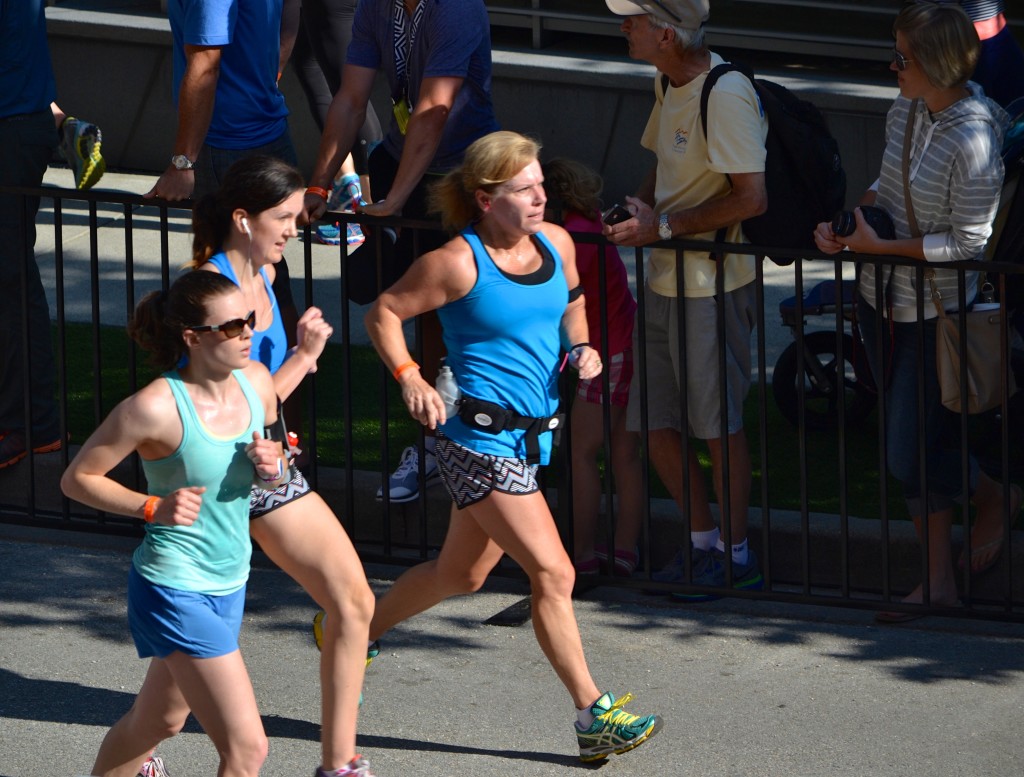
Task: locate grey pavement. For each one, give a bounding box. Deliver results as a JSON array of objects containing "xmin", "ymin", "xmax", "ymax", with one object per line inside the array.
[{"xmin": 2, "ymin": 522, "xmax": 1024, "ymax": 777}]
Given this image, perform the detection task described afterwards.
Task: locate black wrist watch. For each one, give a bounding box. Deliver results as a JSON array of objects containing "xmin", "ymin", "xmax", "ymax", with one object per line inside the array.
[{"xmin": 170, "ymin": 154, "xmax": 195, "ymax": 171}]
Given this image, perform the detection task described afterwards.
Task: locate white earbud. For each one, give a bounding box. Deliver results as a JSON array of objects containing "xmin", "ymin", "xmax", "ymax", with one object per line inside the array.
[{"xmin": 242, "ymin": 217, "xmax": 252, "ymax": 239}]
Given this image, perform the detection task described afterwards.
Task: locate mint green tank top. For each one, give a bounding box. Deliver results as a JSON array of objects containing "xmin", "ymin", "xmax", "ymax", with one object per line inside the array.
[{"xmin": 132, "ymin": 370, "xmax": 264, "ymax": 595}]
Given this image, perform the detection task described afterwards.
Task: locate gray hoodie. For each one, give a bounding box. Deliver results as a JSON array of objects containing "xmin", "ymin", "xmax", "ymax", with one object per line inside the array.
[{"xmin": 860, "ymin": 83, "xmax": 1010, "ymax": 321}]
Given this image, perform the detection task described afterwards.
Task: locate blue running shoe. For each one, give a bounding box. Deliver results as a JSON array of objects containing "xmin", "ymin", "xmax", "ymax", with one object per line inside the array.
[
  {"xmin": 671, "ymin": 547, "xmax": 763, "ymax": 602},
  {"xmin": 327, "ymin": 173, "xmax": 363, "ymax": 212},
  {"xmin": 643, "ymin": 545, "xmax": 708, "ymax": 594},
  {"xmin": 576, "ymin": 692, "xmax": 662, "ymax": 763},
  {"xmin": 346, "ymin": 222, "xmax": 365, "ymax": 246},
  {"xmin": 315, "ymin": 223, "xmax": 342, "ymax": 245}
]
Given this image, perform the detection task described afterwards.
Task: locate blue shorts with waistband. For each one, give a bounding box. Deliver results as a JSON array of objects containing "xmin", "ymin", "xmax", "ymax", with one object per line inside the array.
[{"xmin": 127, "ymin": 564, "xmax": 246, "ymax": 659}]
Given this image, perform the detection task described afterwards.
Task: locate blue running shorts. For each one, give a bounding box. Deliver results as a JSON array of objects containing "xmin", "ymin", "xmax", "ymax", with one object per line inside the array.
[{"xmin": 127, "ymin": 565, "xmax": 246, "ymax": 659}]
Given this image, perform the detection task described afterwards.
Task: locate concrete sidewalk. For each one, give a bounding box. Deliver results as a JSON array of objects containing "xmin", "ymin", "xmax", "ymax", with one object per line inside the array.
[{"xmin": 1, "ymin": 523, "xmax": 1023, "ymax": 777}]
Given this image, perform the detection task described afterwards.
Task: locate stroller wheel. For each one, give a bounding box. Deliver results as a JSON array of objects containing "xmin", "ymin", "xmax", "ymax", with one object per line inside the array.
[{"xmin": 772, "ymin": 331, "xmax": 875, "ymax": 432}]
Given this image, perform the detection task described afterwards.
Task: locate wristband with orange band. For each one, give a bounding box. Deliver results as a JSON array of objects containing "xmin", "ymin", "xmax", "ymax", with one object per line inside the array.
[
  {"xmin": 306, "ymin": 186, "xmax": 330, "ymax": 201},
  {"xmin": 392, "ymin": 360, "xmax": 420, "ymax": 381},
  {"xmin": 143, "ymin": 496, "xmax": 160, "ymax": 523}
]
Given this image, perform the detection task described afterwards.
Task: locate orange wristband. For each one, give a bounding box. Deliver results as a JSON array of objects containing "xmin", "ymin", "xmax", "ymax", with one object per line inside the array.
[
  {"xmin": 143, "ymin": 496, "xmax": 159, "ymax": 523},
  {"xmin": 393, "ymin": 360, "xmax": 420, "ymax": 381},
  {"xmin": 306, "ymin": 186, "xmax": 329, "ymax": 201}
]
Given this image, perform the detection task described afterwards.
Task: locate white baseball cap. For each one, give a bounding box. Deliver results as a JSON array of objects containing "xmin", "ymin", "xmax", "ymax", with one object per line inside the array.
[{"xmin": 605, "ymin": 0, "xmax": 710, "ymax": 28}]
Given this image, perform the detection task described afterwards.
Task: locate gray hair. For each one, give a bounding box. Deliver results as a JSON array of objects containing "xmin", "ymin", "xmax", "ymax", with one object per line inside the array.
[{"xmin": 648, "ymin": 17, "xmax": 706, "ymax": 53}]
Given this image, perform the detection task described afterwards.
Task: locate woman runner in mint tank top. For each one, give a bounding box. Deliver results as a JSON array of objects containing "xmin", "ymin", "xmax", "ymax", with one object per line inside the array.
[
  {"xmin": 188, "ymin": 155, "xmax": 376, "ymax": 777},
  {"xmin": 61, "ymin": 272, "xmax": 286, "ymax": 777},
  {"xmin": 364, "ymin": 131, "xmax": 663, "ymax": 764}
]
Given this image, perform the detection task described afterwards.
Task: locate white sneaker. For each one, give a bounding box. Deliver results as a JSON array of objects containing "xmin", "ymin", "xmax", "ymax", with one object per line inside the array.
[{"xmin": 375, "ymin": 445, "xmax": 440, "ymax": 503}]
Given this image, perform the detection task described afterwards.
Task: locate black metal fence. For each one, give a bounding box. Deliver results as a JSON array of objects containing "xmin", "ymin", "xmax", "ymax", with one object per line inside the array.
[{"xmin": 3, "ymin": 184, "xmax": 1022, "ymax": 621}]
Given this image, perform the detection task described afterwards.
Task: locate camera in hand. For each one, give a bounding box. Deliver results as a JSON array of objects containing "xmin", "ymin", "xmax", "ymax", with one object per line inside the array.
[
  {"xmin": 602, "ymin": 204, "xmax": 632, "ymax": 226},
  {"xmin": 831, "ymin": 205, "xmax": 895, "ymax": 240}
]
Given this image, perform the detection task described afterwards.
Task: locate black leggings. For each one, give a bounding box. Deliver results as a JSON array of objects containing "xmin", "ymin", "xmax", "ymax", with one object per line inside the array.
[{"xmin": 292, "ymin": 0, "xmax": 383, "ymax": 174}]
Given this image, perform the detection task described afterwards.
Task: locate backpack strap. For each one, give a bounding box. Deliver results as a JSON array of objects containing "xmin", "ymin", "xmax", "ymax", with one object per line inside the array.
[
  {"xmin": 698, "ymin": 62, "xmax": 754, "ymax": 260},
  {"xmin": 699, "ymin": 62, "xmax": 755, "ymax": 140}
]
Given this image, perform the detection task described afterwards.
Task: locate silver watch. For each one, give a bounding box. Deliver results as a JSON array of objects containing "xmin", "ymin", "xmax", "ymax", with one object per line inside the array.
[
  {"xmin": 170, "ymin": 154, "xmax": 195, "ymax": 171},
  {"xmin": 658, "ymin": 213, "xmax": 672, "ymax": 240}
]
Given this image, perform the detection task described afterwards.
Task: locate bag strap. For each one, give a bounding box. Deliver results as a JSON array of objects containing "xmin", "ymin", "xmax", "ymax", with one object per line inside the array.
[
  {"xmin": 901, "ymin": 98, "xmax": 942, "ymax": 314},
  {"xmin": 696, "ymin": 63, "xmax": 747, "ymax": 261},
  {"xmin": 901, "ymin": 99, "xmax": 921, "ymax": 240}
]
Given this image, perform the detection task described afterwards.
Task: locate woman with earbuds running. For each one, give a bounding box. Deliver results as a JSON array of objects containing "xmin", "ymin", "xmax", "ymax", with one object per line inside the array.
[{"xmin": 143, "ymin": 155, "xmax": 377, "ymax": 777}]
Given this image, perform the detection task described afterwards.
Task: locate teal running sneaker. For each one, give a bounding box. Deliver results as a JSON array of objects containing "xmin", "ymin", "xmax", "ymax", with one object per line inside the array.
[
  {"xmin": 60, "ymin": 117, "xmax": 105, "ymax": 190},
  {"xmin": 671, "ymin": 547, "xmax": 763, "ymax": 602},
  {"xmin": 312, "ymin": 610, "xmax": 381, "ymax": 668},
  {"xmin": 366, "ymin": 639, "xmax": 380, "ymax": 667},
  {"xmin": 576, "ymin": 692, "xmax": 662, "ymax": 763}
]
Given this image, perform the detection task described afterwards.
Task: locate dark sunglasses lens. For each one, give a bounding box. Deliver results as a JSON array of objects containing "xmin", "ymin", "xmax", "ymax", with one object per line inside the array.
[{"xmin": 222, "ymin": 312, "xmax": 255, "ymax": 338}]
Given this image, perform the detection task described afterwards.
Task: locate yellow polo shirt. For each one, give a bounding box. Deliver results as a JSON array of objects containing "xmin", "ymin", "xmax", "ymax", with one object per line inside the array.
[{"xmin": 641, "ymin": 52, "xmax": 768, "ymax": 298}]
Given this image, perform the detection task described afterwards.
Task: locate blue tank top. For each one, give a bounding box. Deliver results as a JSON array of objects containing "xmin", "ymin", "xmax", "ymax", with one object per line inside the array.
[
  {"xmin": 436, "ymin": 226, "xmax": 567, "ymax": 463},
  {"xmin": 132, "ymin": 370, "xmax": 264, "ymax": 595},
  {"xmin": 208, "ymin": 252, "xmax": 289, "ymax": 374}
]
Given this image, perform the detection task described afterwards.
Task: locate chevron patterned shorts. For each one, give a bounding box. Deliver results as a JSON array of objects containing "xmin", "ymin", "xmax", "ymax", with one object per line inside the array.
[
  {"xmin": 249, "ymin": 466, "xmax": 312, "ymax": 519},
  {"xmin": 435, "ymin": 435, "xmax": 540, "ymax": 509}
]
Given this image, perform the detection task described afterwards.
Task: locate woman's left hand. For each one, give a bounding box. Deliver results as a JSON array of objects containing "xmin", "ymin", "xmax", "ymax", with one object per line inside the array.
[
  {"xmin": 569, "ymin": 345, "xmax": 603, "ymax": 380},
  {"xmin": 294, "ymin": 306, "xmax": 334, "ymax": 367}
]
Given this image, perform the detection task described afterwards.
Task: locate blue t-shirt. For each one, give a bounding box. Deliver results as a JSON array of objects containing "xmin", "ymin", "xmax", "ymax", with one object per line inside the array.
[
  {"xmin": 132, "ymin": 370, "xmax": 264, "ymax": 595},
  {"xmin": 347, "ymin": 0, "xmax": 499, "ymax": 172},
  {"xmin": 437, "ymin": 226, "xmax": 566, "ymax": 464},
  {"xmin": 207, "ymin": 252, "xmax": 289, "ymax": 374},
  {"xmin": 0, "ymin": 0, "xmax": 57, "ymax": 118},
  {"xmin": 167, "ymin": 0, "xmax": 289, "ymax": 149}
]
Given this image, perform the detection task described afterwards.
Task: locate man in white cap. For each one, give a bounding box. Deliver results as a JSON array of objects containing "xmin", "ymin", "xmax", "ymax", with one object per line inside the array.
[{"xmin": 603, "ymin": 0, "xmax": 768, "ymax": 600}]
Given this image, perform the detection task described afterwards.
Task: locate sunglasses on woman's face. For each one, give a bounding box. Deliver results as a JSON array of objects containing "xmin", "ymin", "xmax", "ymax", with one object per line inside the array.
[
  {"xmin": 189, "ymin": 310, "xmax": 256, "ymax": 338},
  {"xmin": 891, "ymin": 48, "xmax": 914, "ymax": 71}
]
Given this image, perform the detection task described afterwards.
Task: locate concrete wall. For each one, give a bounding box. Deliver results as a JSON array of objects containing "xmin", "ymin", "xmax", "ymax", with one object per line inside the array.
[{"xmin": 45, "ymin": 7, "xmax": 893, "ymax": 209}]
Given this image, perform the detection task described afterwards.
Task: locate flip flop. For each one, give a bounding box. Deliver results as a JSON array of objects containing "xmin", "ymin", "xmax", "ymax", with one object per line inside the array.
[{"xmin": 959, "ymin": 484, "xmax": 1023, "ymax": 575}]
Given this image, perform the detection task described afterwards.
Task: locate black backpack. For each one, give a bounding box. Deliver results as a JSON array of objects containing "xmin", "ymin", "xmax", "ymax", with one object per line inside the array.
[{"xmin": 688, "ymin": 63, "xmax": 846, "ymax": 264}]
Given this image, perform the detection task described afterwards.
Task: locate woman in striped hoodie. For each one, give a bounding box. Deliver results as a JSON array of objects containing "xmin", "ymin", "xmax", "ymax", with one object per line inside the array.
[{"xmin": 813, "ymin": 2, "xmax": 1019, "ymax": 620}]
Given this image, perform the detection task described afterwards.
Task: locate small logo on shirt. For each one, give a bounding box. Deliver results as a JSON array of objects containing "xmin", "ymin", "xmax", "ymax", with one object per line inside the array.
[{"xmin": 671, "ymin": 127, "xmax": 688, "ymax": 154}]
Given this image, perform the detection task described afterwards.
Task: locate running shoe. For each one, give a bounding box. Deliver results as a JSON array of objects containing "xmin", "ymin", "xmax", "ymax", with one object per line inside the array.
[
  {"xmin": 327, "ymin": 173, "xmax": 363, "ymax": 212},
  {"xmin": 60, "ymin": 117, "xmax": 105, "ymax": 190},
  {"xmin": 312, "ymin": 611, "xmax": 381, "ymax": 668},
  {"xmin": 0, "ymin": 430, "xmax": 63, "ymax": 470},
  {"xmin": 138, "ymin": 755, "xmax": 170, "ymax": 777},
  {"xmin": 671, "ymin": 547, "xmax": 764, "ymax": 602},
  {"xmin": 347, "ymin": 222, "xmax": 365, "ymax": 246},
  {"xmin": 314, "ymin": 754, "xmax": 375, "ymax": 777},
  {"xmin": 374, "ymin": 445, "xmax": 440, "ymax": 503},
  {"xmin": 642, "ymin": 545, "xmax": 705, "ymax": 594},
  {"xmin": 315, "ymin": 223, "xmax": 342, "ymax": 246},
  {"xmin": 576, "ymin": 692, "xmax": 662, "ymax": 763}
]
